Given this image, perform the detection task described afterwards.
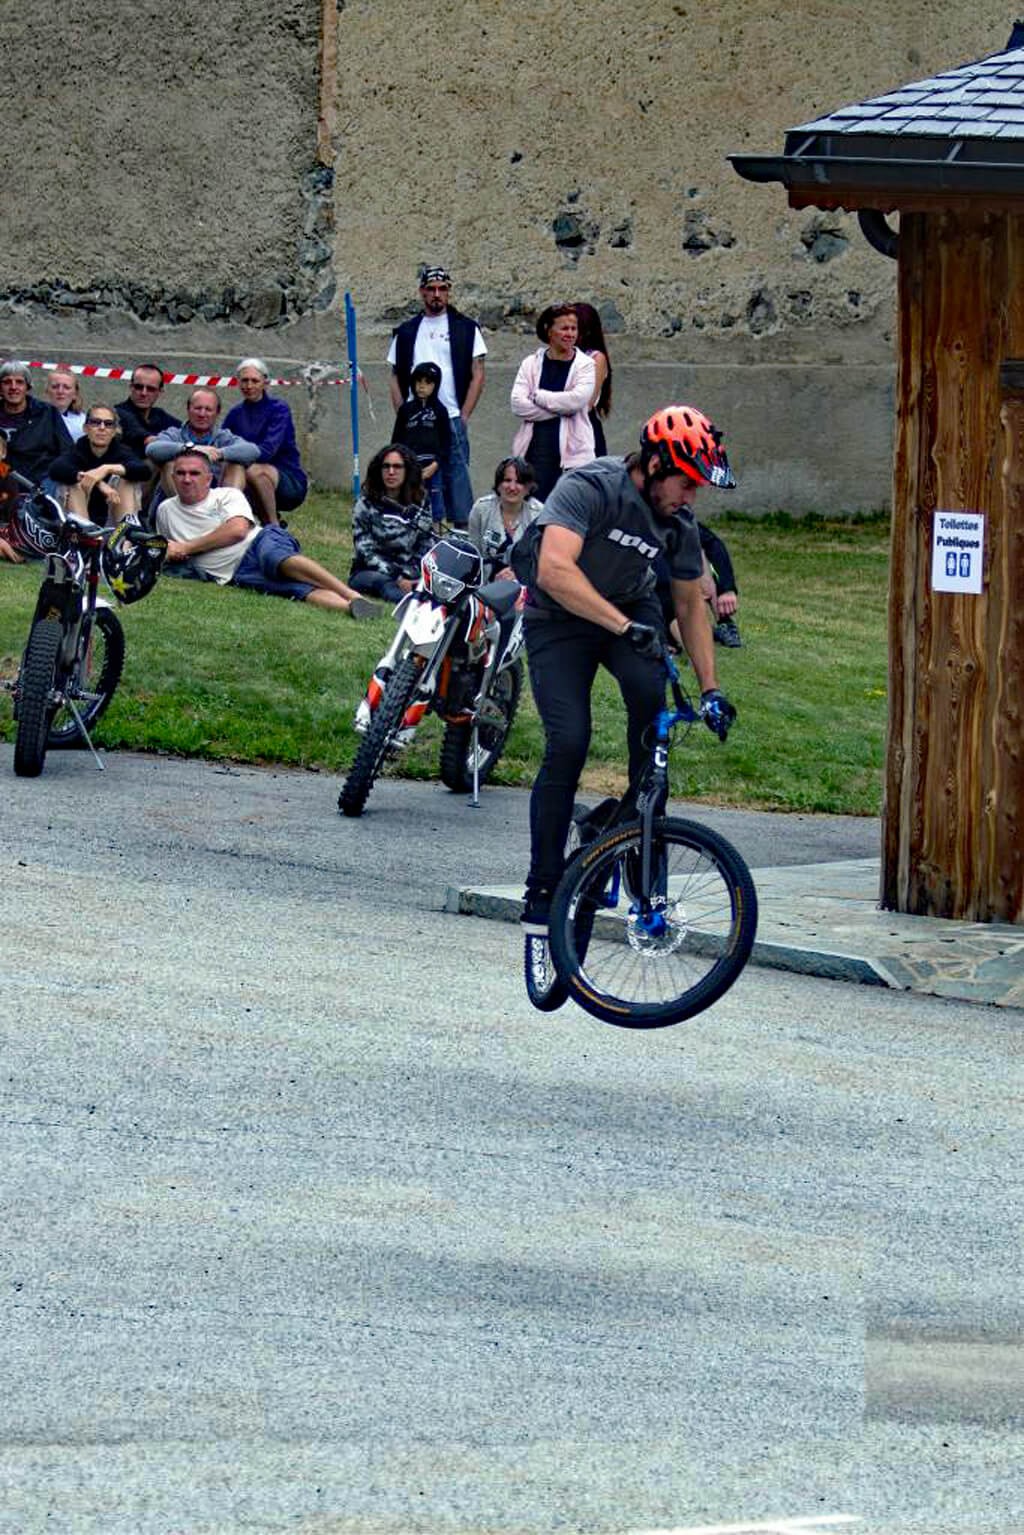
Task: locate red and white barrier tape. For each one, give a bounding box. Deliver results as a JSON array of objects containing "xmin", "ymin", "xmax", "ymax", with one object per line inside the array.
[{"xmin": 23, "ymin": 358, "xmax": 362, "ymax": 390}]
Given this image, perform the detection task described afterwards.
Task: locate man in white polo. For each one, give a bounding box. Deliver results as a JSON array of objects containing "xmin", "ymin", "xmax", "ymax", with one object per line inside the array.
[{"xmin": 155, "ymin": 453, "xmax": 377, "ymax": 616}]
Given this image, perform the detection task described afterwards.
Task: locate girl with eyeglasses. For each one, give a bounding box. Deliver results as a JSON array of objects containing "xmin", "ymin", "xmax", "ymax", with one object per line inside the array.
[
  {"xmin": 48, "ymin": 409, "xmax": 151, "ymax": 525},
  {"xmin": 348, "ymin": 443, "xmax": 434, "ymax": 603}
]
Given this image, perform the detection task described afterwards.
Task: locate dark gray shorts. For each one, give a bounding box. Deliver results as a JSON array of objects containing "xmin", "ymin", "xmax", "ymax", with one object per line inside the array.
[{"xmin": 231, "ymin": 526, "xmax": 313, "ymax": 601}]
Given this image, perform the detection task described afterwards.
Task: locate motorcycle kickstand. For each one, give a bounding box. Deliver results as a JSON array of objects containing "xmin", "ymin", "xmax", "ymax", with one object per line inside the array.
[
  {"xmin": 469, "ymin": 718, "xmax": 481, "ymax": 808},
  {"xmin": 65, "ymin": 695, "xmax": 106, "ymax": 771}
]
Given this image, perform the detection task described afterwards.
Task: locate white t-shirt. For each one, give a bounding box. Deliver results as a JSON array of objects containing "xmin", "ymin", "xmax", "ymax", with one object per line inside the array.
[
  {"xmin": 155, "ymin": 485, "xmax": 259, "ymax": 584},
  {"xmin": 387, "ymin": 314, "xmax": 487, "ymax": 418}
]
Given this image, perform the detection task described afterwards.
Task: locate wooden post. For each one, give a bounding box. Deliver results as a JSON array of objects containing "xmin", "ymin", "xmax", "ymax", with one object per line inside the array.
[{"xmin": 883, "ymin": 208, "xmax": 1024, "ymax": 921}]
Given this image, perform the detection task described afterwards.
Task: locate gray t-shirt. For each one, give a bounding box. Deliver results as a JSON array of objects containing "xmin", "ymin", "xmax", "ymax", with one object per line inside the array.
[{"xmin": 531, "ymin": 455, "xmax": 702, "ymax": 613}]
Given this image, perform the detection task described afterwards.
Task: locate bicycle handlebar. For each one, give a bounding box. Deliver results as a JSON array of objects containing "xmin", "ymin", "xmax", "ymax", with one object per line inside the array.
[{"xmin": 658, "ymin": 644, "xmax": 700, "ymax": 726}]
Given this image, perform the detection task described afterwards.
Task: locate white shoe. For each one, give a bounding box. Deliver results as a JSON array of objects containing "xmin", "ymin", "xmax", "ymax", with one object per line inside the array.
[{"xmin": 353, "ymin": 699, "xmax": 372, "ymax": 735}]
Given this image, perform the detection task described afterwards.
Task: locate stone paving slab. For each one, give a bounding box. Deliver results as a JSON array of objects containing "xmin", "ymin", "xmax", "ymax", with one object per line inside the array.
[{"xmin": 447, "ymin": 858, "xmax": 1024, "ymax": 1011}]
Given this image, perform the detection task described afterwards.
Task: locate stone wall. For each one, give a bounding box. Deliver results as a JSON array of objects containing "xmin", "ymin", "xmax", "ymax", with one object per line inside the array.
[{"xmin": 0, "ymin": 3, "xmax": 1013, "ymax": 509}]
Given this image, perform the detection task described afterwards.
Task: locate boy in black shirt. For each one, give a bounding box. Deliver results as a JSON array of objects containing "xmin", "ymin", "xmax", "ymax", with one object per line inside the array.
[{"xmin": 392, "ymin": 362, "xmax": 452, "ymax": 529}]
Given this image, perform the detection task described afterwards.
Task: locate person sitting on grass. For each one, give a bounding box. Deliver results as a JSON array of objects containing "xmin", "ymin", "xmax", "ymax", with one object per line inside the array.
[
  {"xmin": 222, "ymin": 357, "xmax": 308, "ymax": 526},
  {"xmin": 48, "ymin": 406, "xmax": 152, "ymax": 526},
  {"xmin": 145, "ymin": 386, "xmax": 259, "ymax": 496},
  {"xmin": 45, "ymin": 367, "xmax": 87, "ymax": 441},
  {"xmin": 0, "ymin": 444, "xmax": 27, "ymax": 562},
  {"xmin": 348, "ymin": 443, "xmax": 434, "ymax": 604},
  {"xmin": 0, "ymin": 359, "xmax": 72, "ymax": 495},
  {"xmin": 154, "ymin": 452, "xmax": 378, "ymax": 617},
  {"xmin": 655, "ymin": 522, "xmax": 743, "ymax": 650}
]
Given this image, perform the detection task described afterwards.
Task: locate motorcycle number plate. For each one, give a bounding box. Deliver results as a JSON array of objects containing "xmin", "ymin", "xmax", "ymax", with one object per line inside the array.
[{"xmin": 404, "ymin": 600, "xmax": 447, "ymax": 646}]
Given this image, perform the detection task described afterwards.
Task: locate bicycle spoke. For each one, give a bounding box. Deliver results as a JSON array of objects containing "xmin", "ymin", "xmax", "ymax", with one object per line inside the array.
[{"xmin": 550, "ymin": 817, "xmax": 758, "ymax": 1028}]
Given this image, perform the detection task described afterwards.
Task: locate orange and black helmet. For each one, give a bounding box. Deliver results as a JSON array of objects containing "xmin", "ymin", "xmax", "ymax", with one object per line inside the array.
[{"xmin": 640, "ymin": 405, "xmax": 736, "ymax": 489}]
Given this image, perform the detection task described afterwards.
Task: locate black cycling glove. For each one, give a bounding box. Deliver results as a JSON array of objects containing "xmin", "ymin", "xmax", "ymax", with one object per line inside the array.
[
  {"xmin": 623, "ymin": 622, "xmax": 662, "ymax": 660},
  {"xmin": 700, "ymin": 688, "xmax": 736, "ymax": 741}
]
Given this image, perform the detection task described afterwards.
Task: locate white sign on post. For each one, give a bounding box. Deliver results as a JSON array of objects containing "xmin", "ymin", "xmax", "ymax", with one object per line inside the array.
[{"xmin": 931, "ymin": 511, "xmax": 985, "ymax": 594}]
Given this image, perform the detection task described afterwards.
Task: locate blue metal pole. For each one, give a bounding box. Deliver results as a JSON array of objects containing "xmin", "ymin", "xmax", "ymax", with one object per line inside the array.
[{"xmin": 344, "ymin": 291, "xmax": 360, "ymax": 498}]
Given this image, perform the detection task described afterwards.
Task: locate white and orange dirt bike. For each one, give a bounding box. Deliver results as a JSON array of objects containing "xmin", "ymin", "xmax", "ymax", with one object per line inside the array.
[{"xmin": 338, "ymin": 533, "xmax": 525, "ymax": 817}]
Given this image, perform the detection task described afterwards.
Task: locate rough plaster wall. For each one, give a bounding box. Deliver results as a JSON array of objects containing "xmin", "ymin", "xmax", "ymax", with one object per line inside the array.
[
  {"xmin": 334, "ymin": 1, "xmax": 1013, "ymax": 354},
  {"xmin": 0, "ymin": 0, "xmax": 325, "ymax": 327},
  {"xmin": 0, "ymin": 2, "xmax": 1016, "ymax": 506}
]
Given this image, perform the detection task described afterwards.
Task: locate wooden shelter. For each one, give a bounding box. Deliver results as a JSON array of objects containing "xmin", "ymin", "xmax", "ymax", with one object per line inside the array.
[{"xmin": 732, "ymin": 24, "xmax": 1024, "ymax": 923}]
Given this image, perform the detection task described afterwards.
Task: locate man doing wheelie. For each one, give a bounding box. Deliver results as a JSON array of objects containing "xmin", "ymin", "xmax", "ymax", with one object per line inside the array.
[{"xmin": 518, "ymin": 405, "xmax": 738, "ymax": 937}]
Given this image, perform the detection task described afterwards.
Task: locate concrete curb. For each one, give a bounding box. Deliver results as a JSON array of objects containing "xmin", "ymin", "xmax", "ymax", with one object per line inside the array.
[
  {"xmin": 445, "ymin": 871, "xmax": 1024, "ymax": 1009},
  {"xmin": 446, "ymin": 885, "xmax": 894, "ymax": 990}
]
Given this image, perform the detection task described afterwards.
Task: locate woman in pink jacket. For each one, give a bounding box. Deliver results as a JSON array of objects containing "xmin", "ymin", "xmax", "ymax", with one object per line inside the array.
[{"xmin": 510, "ymin": 303, "xmax": 596, "ymax": 500}]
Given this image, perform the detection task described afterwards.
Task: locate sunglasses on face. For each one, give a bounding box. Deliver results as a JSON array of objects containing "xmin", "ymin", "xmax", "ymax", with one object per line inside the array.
[{"xmin": 86, "ymin": 417, "xmax": 116, "ymax": 428}]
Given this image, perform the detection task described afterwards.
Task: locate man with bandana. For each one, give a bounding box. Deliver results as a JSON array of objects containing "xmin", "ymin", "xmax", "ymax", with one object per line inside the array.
[{"xmin": 387, "ymin": 264, "xmax": 487, "ymax": 528}]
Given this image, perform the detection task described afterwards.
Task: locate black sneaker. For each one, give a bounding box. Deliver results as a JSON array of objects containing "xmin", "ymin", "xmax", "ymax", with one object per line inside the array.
[
  {"xmin": 520, "ymin": 888, "xmax": 552, "ymax": 935},
  {"xmin": 713, "ymin": 618, "xmax": 742, "ymax": 648}
]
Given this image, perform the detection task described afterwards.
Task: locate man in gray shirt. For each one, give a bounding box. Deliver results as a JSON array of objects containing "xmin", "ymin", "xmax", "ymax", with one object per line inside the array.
[
  {"xmin": 146, "ymin": 387, "xmax": 258, "ymax": 495},
  {"xmin": 518, "ymin": 404, "xmax": 738, "ymax": 933}
]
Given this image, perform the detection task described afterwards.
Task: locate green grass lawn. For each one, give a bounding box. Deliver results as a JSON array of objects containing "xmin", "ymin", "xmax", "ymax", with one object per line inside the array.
[{"xmin": 0, "ymin": 494, "xmax": 891, "ymax": 814}]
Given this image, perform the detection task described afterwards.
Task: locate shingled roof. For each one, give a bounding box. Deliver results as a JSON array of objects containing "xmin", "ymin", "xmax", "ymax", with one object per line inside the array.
[{"xmin": 731, "ymin": 23, "xmax": 1024, "ymax": 209}]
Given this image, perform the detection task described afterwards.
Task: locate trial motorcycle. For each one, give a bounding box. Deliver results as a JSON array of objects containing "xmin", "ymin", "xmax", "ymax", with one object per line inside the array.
[{"xmin": 338, "ymin": 533, "xmax": 524, "ymax": 817}]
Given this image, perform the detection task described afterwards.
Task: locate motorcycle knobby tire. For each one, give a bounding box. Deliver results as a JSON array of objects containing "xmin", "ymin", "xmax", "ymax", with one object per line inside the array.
[
  {"xmin": 439, "ymin": 659, "xmax": 522, "ymax": 794},
  {"xmin": 14, "ymin": 618, "xmax": 63, "ymax": 778},
  {"xmin": 338, "ymin": 654, "xmax": 422, "ymax": 818}
]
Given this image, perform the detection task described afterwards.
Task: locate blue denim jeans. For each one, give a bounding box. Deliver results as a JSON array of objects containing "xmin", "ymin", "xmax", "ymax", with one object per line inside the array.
[{"xmin": 442, "ymin": 414, "xmax": 474, "ymax": 528}]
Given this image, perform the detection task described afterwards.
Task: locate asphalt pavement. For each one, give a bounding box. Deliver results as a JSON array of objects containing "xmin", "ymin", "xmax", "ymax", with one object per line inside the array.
[{"xmin": 1, "ymin": 747, "xmax": 1021, "ymax": 1535}]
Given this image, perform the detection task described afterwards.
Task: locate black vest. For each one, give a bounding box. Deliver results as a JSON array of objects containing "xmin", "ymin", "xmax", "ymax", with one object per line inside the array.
[{"xmin": 392, "ymin": 306, "xmax": 479, "ymax": 406}]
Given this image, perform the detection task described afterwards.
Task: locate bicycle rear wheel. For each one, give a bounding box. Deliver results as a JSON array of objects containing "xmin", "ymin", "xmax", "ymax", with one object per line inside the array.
[
  {"xmin": 548, "ymin": 816, "xmax": 758, "ymax": 1028},
  {"xmin": 48, "ymin": 606, "xmax": 125, "ymax": 747}
]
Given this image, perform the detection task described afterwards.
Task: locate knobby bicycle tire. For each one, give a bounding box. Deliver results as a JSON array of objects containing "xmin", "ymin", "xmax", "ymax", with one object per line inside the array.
[
  {"xmin": 338, "ymin": 654, "xmax": 422, "ymax": 818},
  {"xmin": 14, "ymin": 618, "xmax": 63, "ymax": 778},
  {"xmin": 440, "ymin": 660, "xmax": 522, "ymax": 793},
  {"xmin": 48, "ymin": 606, "xmax": 125, "ymax": 748},
  {"xmin": 548, "ymin": 816, "xmax": 758, "ymax": 1028}
]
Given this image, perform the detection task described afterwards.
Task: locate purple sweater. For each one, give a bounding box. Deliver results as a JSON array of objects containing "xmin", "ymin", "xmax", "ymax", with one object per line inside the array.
[{"xmin": 222, "ymin": 395, "xmax": 307, "ymax": 489}]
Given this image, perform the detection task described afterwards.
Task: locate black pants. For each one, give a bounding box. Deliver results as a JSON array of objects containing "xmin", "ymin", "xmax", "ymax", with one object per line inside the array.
[
  {"xmin": 349, "ymin": 568, "xmax": 406, "ymax": 603},
  {"xmin": 524, "ymin": 595, "xmax": 665, "ymax": 894}
]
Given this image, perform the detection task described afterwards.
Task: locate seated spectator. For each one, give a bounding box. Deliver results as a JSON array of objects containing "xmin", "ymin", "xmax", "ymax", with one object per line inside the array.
[
  {"xmin": 348, "ymin": 444, "xmax": 433, "ymax": 604},
  {"xmin": 391, "ymin": 361, "xmax": 452, "ymax": 530},
  {"xmin": 0, "ymin": 446, "xmax": 27, "ymax": 563},
  {"xmin": 222, "ymin": 357, "xmax": 308, "ymax": 525},
  {"xmin": 155, "ymin": 452, "xmax": 377, "ymax": 616},
  {"xmin": 48, "ymin": 407, "xmax": 152, "ymax": 527},
  {"xmin": 700, "ymin": 520, "xmax": 742, "ymax": 647},
  {"xmin": 114, "ymin": 362, "xmax": 181, "ymax": 457},
  {"xmin": 0, "ymin": 360, "xmax": 72, "ymax": 492},
  {"xmin": 467, "ymin": 456, "xmax": 543, "ymax": 580},
  {"xmin": 654, "ymin": 521, "xmax": 743, "ymax": 649},
  {"xmin": 145, "ymin": 387, "xmax": 259, "ymax": 495},
  {"xmin": 45, "ymin": 367, "xmax": 87, "ymax": 440}
]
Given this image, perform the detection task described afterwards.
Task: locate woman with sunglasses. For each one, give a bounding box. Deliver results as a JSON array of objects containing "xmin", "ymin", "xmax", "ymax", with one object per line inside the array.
[
  {"xmin": 348, "ymin": 443, "xmax": 433, "ymax": 603},
  {"xmin": 48, "ymin": 408, "xmax": 151, "ymax": 525}
]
